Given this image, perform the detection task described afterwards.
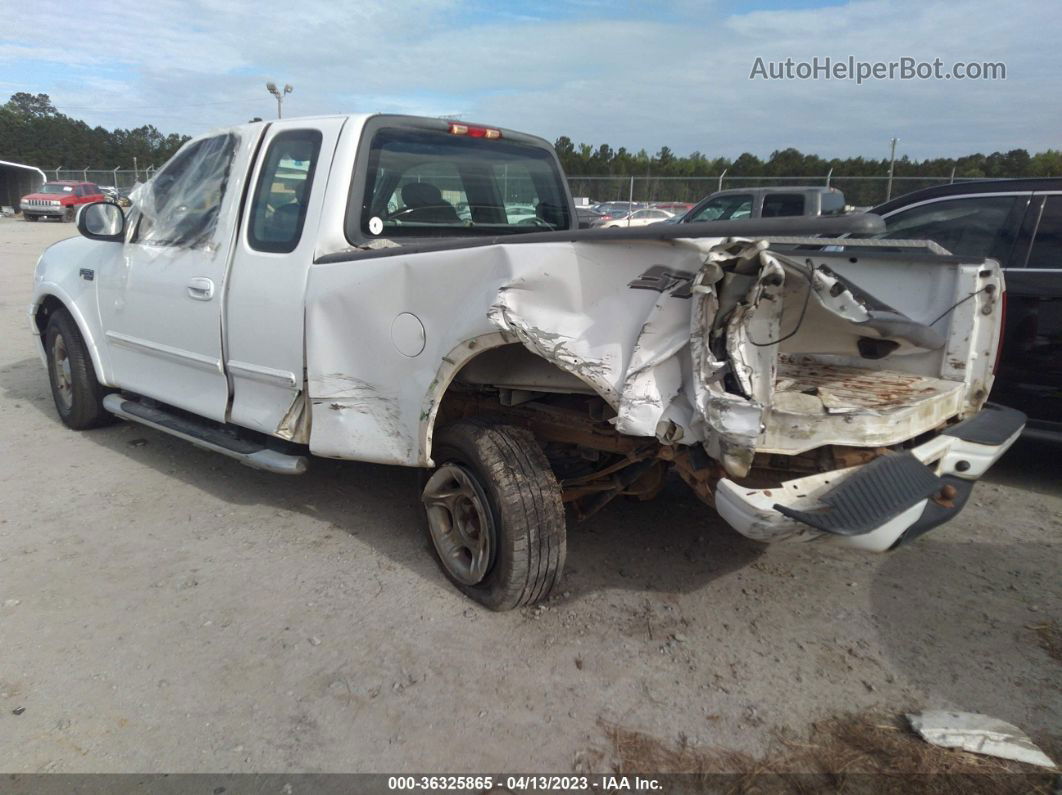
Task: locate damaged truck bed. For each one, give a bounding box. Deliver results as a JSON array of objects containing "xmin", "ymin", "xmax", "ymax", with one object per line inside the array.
[{"xmin": 31, "ymin": 113, "xmax": 1024, "ymax": 609}]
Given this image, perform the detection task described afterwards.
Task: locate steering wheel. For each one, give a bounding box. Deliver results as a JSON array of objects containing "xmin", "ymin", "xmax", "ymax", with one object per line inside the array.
[
  {"xmin": 386, "ymin": 205, "xmax": 452, "ymax": 221},
  {"xmin": 518, "ymin": 216, "xmax": 554, "ymax": 229}
]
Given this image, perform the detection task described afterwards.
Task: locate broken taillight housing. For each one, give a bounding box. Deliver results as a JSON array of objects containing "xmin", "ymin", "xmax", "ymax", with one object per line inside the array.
[{"xmin": 448, "ymin": 122, "xmax": 502, "ymax": 139}]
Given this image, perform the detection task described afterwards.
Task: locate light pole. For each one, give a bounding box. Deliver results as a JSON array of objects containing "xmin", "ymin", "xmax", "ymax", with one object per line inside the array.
[
  {"xmin": 266, "ymin": 82, "xmax": 293, "ymax": 119},
  {"xmin": 886, "ymin": 137, "xmax": 898, "ymax": 201}
]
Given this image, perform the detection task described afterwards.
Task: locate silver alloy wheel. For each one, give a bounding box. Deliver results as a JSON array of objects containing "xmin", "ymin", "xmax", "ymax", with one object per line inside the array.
[
  {"xmin": 51, "ymin": 333, "xmax": 73, "ymax": 411},
  {"xmin": 422, "ymin": 463, "xmax": 495, "ymax": 585}
]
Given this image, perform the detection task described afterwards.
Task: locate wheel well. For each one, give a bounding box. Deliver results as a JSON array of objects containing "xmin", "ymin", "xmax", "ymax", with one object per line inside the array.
[
  {"xmin": 34, "ymin": 295, "xmax": 66, "ymax": 335},
  {"xmin": 34, "ymin": 295, "xmax": 108, "ymax": 386},
  {"xmin": 433, "ymin": 343, "xmax": 600, "ymax": 428}
]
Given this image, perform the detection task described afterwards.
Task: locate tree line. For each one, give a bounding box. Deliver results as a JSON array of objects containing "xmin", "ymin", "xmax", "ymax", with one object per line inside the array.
[
  {"xmin": 3, "ymin": 92, "xmax": 1059, "ymax": 204},
  {"xmin": 554, "ymin": 137, "xmax": 1062, "ymax": 205},
  {"xmin": 554, "ymin": 136, "xmax": 1062, "ymax": 180},
  {"xmin": 1, "ymin": 93, "xmax": 190, "ymax": 171}
]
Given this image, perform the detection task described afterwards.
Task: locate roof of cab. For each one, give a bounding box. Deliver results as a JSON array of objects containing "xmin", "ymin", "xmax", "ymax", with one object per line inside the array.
[
  {"xmin": 196, "ymin": 113, "xmax": 553, "ymax": 150},
  {"xmin": 709, "ymin": 186, "xmax": 842, "ymax": 196}
]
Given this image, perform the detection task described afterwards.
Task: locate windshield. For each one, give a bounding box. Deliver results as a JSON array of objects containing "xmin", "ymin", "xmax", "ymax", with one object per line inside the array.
[
  {"xmin": 40, "ymin": 183, "xmax": 74, "ymax": 194},
  {"xmin": 356, "ymin": 127, "xmax": 571, "ymax": 239}
]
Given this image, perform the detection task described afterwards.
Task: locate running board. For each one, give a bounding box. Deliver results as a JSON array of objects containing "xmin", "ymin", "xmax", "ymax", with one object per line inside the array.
[{"xmin": 102, "ymin": 394, "xmax": 308, "ymax": 475}]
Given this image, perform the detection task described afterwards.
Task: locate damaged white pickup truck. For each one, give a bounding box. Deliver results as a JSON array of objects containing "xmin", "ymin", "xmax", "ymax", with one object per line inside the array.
[{"xmin": 31, "ymin": 114, "xmax": 1024, "ymax": 609}]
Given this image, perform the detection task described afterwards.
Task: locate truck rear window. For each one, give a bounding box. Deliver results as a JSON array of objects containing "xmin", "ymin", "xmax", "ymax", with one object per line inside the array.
[{"xmin": 355, "ymin": 127, "xmax": 570, "ymax": 239}]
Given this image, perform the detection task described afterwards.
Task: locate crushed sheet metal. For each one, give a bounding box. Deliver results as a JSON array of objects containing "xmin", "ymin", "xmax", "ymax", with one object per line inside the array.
[
  {"xmin": 304, "ymin": 234, "xmax": 998, "ymax": 472},
  {"xmin": 907, "ymin": 711, "xmax": 1057, "ymax": 769},
  {"xmin": 275, "ymin": 390, "xmax": 310, "ymax": 442},
  {"xmin": 489, "ymin": 237, "xmax": 945, "ymax": 478}
]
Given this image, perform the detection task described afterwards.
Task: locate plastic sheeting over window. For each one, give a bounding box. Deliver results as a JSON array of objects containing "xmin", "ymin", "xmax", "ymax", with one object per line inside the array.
[{"xmin": 134, "ymin": 133, "xmax": 238, "ymax": 249}]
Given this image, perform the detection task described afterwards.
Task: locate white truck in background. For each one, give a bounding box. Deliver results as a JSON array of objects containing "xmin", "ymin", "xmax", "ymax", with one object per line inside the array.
[{"xmin": 30, "ymin": 114, "xmax": 1023, "ymax": 609}]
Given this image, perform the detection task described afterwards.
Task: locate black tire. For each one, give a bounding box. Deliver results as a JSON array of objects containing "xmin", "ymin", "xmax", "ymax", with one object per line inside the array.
[
  {"xmin": 62, "ymin": 207, "xmax": 75, "ymax": 222},
  {"xmin": 423, "ymin": 419, "xmax": 566, "ymax": 610},
  {"xmin": 44, "ymin": 308, "xmax": 112, "ymax": 429},
  {"xmin": 24, "ymin": 213, "xmax": 38, "ymax": 222}
]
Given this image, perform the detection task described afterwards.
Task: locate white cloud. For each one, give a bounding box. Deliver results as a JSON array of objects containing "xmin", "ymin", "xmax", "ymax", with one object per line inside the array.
[{"xmin": 1, "ymin": 0, "xmax": 1058, "ymax": 157}]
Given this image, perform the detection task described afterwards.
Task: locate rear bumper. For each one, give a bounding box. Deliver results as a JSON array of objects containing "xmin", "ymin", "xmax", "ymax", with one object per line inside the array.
[{"xmin": 715, "ymin": 403, "xmax": 1026, "ymax": 552}]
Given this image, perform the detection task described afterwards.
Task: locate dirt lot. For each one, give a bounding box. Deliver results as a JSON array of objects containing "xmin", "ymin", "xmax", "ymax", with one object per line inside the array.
[{"xmin": 0, "ymin": 217, "xmax": 1058, "ymax": 774}]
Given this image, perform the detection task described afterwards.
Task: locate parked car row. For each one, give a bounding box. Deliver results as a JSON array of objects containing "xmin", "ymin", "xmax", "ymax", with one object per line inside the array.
[{"xmin": 578, "ymin": 187, "xmax": 846, "ymax": 229}]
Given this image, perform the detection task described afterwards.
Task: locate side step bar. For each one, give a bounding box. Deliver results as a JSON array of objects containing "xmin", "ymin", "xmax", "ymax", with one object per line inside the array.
[{"xmin": 103, "ymin": 394, "xmax": 308, "ymax": 475}]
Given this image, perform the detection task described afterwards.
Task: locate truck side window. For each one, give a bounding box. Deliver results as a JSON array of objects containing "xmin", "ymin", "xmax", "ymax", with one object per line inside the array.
[
  {"xmin": 762, "ymin": 193, "xmax": 804, "ymax": 217},
  {"xmin": 248, "ymin": 129, "xmax": 323, "ymax": 253},
  {"xmin": 878, "ymin": 196, "xmax": 1018, "ymax": 259},
  {"xmin": 689, "ymin": 194, "xmax": 752, "ymax": 222},
  {"xmin": 1027, "ymin": 196, "xmax": 1062, "ymax": 269},
  {"xmin": 820, "ymin": 192, "xmax": 845, "ymax": 215},
  {"xmin": 136, "ymin": 133, "xmax": 238, "ymax": 249}
]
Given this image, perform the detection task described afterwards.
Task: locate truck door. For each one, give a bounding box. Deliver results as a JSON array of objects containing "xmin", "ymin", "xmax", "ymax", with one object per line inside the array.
[
  {"xmin": 97, "ymin": 129, "xmax": 262, "ymax": 422},
  {"xmin": 996, "ymin": 193, "xmax": 1062, "ymax": 428},
  {"xmin": 224, "ymin": 118, "xmax": 344, "ymax": 436}
]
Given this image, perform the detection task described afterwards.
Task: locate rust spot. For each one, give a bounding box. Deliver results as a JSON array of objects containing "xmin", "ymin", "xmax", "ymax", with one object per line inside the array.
[{"xmin": 931, "ymin": 483, "xmax": 958, "ymax": 508}]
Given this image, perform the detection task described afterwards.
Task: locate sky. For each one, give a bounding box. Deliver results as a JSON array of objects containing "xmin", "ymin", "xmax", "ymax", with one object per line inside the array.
[{"xmin": 1, "ymin": 0, "xmax": 1057, "ymax": 160}]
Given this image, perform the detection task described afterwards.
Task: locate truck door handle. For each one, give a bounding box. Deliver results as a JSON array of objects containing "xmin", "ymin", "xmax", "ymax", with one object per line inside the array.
[{"xmin": 186, "ymin": 277, "xmax": 215, "ymax": 300}]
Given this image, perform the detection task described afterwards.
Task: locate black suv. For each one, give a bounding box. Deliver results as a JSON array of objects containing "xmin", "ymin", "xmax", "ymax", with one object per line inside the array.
[{"xmin": 865, "ymin": 179, "xmax": 1062, "ymax": 439}]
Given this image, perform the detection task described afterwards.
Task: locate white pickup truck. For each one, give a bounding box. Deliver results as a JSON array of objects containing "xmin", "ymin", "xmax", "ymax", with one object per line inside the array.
[{"xmin": 30, "ymin": 114, "xmax": 1024, "ymax": 609}]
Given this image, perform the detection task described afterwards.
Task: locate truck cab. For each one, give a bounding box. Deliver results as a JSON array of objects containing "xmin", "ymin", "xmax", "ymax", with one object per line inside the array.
[{"xmin": 678, "ymin": 186, "xmax": 847, "ymax": 223}]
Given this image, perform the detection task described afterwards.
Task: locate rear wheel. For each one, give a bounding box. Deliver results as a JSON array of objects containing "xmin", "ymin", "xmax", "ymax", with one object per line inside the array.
[
  {"xmin": 45, "ymin": 308, "xmax": 112, "ymax": 429},
  {"xmin": 422, "ymin": 419, "xmax": 566, "ymax": 610}
]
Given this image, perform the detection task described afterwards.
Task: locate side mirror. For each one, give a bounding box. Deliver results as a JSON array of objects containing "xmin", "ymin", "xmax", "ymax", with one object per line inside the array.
[
  {"xmin": 77, "ymin": 201, "xmax": 125, "ymax": 242},
  {"xmin": 578, "ymin": 220, "xmax": 591, "ymax": 229}
]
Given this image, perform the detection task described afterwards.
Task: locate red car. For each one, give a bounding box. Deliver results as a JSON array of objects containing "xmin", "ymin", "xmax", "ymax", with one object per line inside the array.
[{"xmin": 20, "ymin": 181, "xmax": 107, "ymax": 222}]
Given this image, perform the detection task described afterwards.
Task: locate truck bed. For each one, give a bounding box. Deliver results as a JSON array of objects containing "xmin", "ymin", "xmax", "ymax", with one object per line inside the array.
[{"xmin": 761, "ymin": 354, "xmax": 966, "ymax": 454}]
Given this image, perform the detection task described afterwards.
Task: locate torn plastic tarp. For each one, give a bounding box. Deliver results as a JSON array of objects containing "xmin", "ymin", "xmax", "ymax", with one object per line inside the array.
[
  {"xmin": 131, "ymin": 133, "xmax": 239, "ymax": 250},
  {"xmin": 907, "ymin": 711, "xmax": 1057, "ymax": 769},
  {"xmin": 489, "ymin": 237, "xmax": 945, "ymax": 479}
]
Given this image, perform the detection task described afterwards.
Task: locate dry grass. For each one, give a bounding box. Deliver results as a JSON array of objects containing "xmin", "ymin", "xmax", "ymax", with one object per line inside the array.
[
  {"xmin": 1030, "ymin": 621, "xmax": 1062, "ymax": 664},
  {"xmin": 601, "ymin": 712, "xmax": 1059, "ymax": 794}
]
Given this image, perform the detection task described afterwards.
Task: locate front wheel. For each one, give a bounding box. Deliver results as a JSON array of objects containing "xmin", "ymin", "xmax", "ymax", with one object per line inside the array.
[
  {"xmin": 45, "ymin": 308, "xmax": 113, "ymax": 429},
  {"xmin": 24, "ymin": 213, "xmax": 38, "ymax": 222},
  {"xmin": 62, "ymin": 207, "xmax": 75, "ymax": 222},
  {"xmin": 422, "ymin": 419, "xmax": 566, "ymax": 610}
]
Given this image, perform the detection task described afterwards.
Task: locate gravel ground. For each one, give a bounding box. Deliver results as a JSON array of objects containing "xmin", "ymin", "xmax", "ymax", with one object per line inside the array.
[{"xmin": 0, "ymin": 217, "xmax": 1058, "ymax": 773}]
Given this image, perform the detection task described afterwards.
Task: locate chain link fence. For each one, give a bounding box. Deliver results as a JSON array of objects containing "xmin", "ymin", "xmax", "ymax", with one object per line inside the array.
[
  {"xmin": 34, "ymin": 168, "xmax": 1031, "ymax": 207},
  {"xmin": 566, "ymin": 174, "xmax": 1008, "ymax": 209},
  {"xmin": 47, "ymin": 167, "xmax": 157, "ymax": 190}
]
